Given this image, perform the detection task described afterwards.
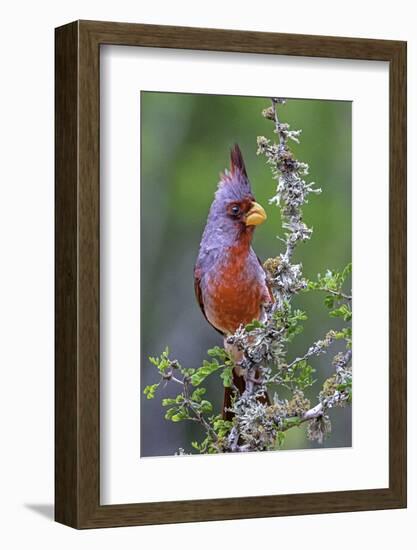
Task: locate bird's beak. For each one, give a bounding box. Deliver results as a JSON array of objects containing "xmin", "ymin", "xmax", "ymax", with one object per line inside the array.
[{"xmin": 245, "ymin": 201, "xmax": 267, "ymax": 226}]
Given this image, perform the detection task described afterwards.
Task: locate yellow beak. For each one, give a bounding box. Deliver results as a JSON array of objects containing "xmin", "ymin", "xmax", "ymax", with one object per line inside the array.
[{"xmin": 245, "ymin": 201, "xmax": 267, "ymax": 226}]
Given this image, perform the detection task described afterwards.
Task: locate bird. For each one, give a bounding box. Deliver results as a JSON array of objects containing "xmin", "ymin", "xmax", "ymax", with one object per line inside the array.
[{"xmin": 194, "ymin": 144, "xmax": 273, "ymax": 420}]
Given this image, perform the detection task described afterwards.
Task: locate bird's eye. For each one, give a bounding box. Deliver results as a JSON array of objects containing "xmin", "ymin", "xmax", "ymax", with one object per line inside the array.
[{"xmin": 231, "ymin": 205, "xmax": 240, "ymax": 216}]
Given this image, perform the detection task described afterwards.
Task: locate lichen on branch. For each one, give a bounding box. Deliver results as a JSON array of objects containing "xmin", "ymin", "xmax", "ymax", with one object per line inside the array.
[{"xmin": 144, "ymin": 98, "xmax": 352, "ymax": 454}]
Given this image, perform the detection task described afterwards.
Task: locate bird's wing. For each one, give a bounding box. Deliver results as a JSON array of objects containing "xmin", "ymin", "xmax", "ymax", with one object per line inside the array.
[{"xmin": 194, "ymin": 266, "xmax": 224, "ymax": 336}]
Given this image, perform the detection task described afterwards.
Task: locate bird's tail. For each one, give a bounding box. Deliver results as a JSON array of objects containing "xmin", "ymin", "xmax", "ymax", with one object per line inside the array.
[{"xmin": 222, "ymin": 368, "xmax": 270, "ymax": 421}]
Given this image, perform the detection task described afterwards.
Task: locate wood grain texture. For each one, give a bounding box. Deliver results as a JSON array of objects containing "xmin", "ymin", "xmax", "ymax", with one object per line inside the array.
[
  {"xmin": 388, "ymin": 41, "xmax": 407, "ymax": 505},
  {"xmin": 55, "ymin": 20, "xmax": 407, "ymax": 529},
  {"xmin": 55, "ymin": 21, "xmax": 79, "ymax": 527}
]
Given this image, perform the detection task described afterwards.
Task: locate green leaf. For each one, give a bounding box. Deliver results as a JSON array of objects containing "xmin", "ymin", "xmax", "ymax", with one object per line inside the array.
[
  {"xmin": 207, "ymin": 346, "xmax": 229, "ymax": 362},
  {"xmin": 179, "ymin": 367, "xmax": 196, "ymax": 377},
  {"xmin": 143, "ymin": 383, "xmax": 159, "ymax": 400},
  {"xmin": 213, "ymin": 417, "xmax": 233, "ymax": 437},
  {"xmin": 284, "ymin": 360, "xmax": 316, "ymax": 390},
  {"xmin": 305, "ymin": 279, "xmax": 318, "ymax": 291},
  {"xmin": 169, "ymin": 408, "xmax": 189, "ymax": 422},
  {"xmin": 200, "ymin": 400, "xmax": 213, "ymax": 413},
  {"xmin": 161, "ymin": 397, "xmax": 177, "ymax": 406},
  {"xmin": 148, "ymin": 347, "xmax": 174, "ymax": 373},
  {"xmin": 245, "ymin": 319, "xmax": 265, "ymax": 332},
  {"xmin": 191, "ymin": 387, "xmax": 206, "ymax": 402},
  {"xmin": 329, "ymin": 304, "xmax": 352, "ymax": 321},
  {"xmin": 191, "ymin": 360, "xmax": 222, "ymax": 386},
  {"xmin": 341, "ymin": 262, "xmax": 352, "ymax": 281},
  {"xmin": 293, "ymin": 309, "xmax": 308, "ymax": 321},
  {"xmin": 164, "ymin": 407, "xmax": 177, "ymax": 420},
  {"xmin": 220, "ymin": 366, "xmax": 233, "ymax": 387},
  {"xmin": 334, "ymin": 327, "xmax": 352, "ymax": 340},
  {"xmin": 337, "ymin": 380, "xmax": 352, "ymax": 403},
  {"xmin": 307, "ymin": 263, "xmax": 351, "ymax": 301},
  {"xmin": 286, "ymin": 309, "xmax": 308, "ymax": 341},
  {"xmin": 324, "ymin": 295, "xmax": 335, "ymax": 309},
  {"xmin": 276, "ymin": 431, "xmax": 286, "ymax": 448}
]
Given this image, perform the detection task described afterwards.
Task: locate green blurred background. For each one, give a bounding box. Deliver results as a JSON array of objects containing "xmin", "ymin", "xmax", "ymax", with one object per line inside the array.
[{"xmin": 140, "ymin": 92, "xmax": 352, "ymax": 457}]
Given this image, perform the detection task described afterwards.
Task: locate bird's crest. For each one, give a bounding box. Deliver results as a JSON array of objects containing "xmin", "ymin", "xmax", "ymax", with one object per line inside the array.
[
  {"xmin": 217, "ymin": 144, "xmax": 252, "ymax": 200},
  {"xmin": 230, "ymin": 144, "xmax": 248, "ymax": 179}
]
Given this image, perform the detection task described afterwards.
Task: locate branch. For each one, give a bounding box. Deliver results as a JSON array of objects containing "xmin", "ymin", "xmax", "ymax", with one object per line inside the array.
[
  {"xmin": 287, "ymin": 330, "xmax": 336, "ymax": 370},
  {"xmin": 181, "ymin": 374, "xmax": 219, "ymax": 442},
  {"xmin": 282, "ymin": 349, "xmax": 352, "ymax": 436},
  {"xmin": 222, "ymin": 98, "xmax": 328, "ymax": 451},
  {"xmin": 315, "ymin": 287, "xmax": 352, "ymax": 301}
]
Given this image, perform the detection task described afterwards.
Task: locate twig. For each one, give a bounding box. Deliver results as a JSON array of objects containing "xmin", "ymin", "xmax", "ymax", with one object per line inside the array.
[
  {"xmin": 286, "ymin": 331, "xmax": 337, "ymax": 370},
  {"xmin": 315, "ymin": 287, "xmax": 352, "ymax": 301},
  {"xmin": 182, "ymin": 376, "xmax": 219, "ymax": 441}
]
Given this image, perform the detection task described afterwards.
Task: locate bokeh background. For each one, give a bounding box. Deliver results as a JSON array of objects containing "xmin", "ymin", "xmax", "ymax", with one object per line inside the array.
[{"xmin": 140, "ymin": 92, "xmax": 351, "ymax": 457}]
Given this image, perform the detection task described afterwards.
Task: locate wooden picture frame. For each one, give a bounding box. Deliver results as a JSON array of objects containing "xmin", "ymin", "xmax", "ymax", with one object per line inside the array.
[{"xmin": 55, "ymin": 20, "xmax": 407, "ymax": 529}]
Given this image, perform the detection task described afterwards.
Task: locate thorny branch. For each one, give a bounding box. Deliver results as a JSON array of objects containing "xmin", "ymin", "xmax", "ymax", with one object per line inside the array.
[{"xmin": 162, "ymin": 366, "xmax": 219, "ymax": 441}]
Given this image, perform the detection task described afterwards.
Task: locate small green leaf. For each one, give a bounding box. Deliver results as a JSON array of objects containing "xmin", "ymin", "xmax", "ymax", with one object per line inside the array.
[
  {"xmin": 329, "ymin": 304, "xmax": 352, "ymax": 321},
  {"xmin": 148, "ymin": 347, "xmax": 175, "ymax": 373},
  {"xmin": 334, "ymin": 327, "xmax": 352, "ymax": 340},
  {"xmin": 276, "ymin": 431, "xmax": 286, "ymax": 448},
  {"xmin": 200, "ymin": 400, "xmax": 213, "ymax": 413},
  {"xmin": 191, "ymin": 360, "xmax": 222, "ymax": 386},
  {"xmin": 220, "ymin": 366, "xmax": 233, "ymax": 387},
  {"xmin": 305, "ymin": 280, "xmax": 318, "ymax": 291},
  {"xmin": 284, "ymin": 360, "xmax": 316, "ymax": 390},
  {"xmin": 341, "ymin": 262, "xmax": 352, "ymax": 281},
  {"xmin": 324, "ymin": 295, "xmax": 335, "ymax": 309},
  {"xmin": 191, "ymin": 387, "xmax": 206, "ymax": 402},
  {"xmin": 164, "ymin": 407, "xmax": 177, "ymax": 420},
  {"xmin": 170, "ymin": 408, "xmax": 188, "ymax": 422},
  {"xmin": 143, "ymin": 383, "xmax": 159, "ymax": 400},
  {"xmin": 179, "ymin": 367, "xmax": 196, "ymax": 377},
  {"xmin": 245, "ymin": 319, "xmax": 265, "ymax": 332},
  {"xmin": 213, "ymin": 417, "xmax": 233, "ymax": 437},
  {"xmin": 162, "ymin": 397, "xmax": 177, "ymax": 406},
  {"xmin": 207, "ymin": 346, "xmax": 229, "ymax": 361}
]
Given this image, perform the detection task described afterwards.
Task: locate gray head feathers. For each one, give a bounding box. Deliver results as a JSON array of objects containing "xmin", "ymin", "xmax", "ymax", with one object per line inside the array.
[{"xmin": 215, "ymin": 144, "xmax": 254, "ymax": 204}]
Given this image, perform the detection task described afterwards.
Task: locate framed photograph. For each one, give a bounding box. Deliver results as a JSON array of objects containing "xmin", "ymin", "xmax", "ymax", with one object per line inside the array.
[{"xmin": 55, "ymin": 20, "xmax": 406, "ymax": 528}]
